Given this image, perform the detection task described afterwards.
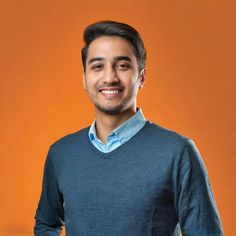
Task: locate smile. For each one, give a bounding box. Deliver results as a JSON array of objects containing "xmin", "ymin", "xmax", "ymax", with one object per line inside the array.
[{"xmin": 101, "ymin": 90, "xmax": 120, "ymax": 94}]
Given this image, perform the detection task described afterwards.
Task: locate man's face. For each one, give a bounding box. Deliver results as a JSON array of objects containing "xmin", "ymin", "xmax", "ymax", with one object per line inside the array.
[{"xmin": 83, "ymin": 36, "xmax": 145, "ymax": 115}]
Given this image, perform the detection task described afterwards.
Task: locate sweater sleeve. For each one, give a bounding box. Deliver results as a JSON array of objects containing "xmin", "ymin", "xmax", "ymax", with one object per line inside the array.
[
  {"xmin": 173, "ymin": 140, "xmax": 224, "ymax": 236},
  {"xmin": 34, "ymin": 147, "xmax": 65, "ymax": 236}
]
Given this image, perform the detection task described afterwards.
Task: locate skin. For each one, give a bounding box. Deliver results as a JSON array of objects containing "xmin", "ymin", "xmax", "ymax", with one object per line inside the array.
[{"xmin": 83, "ymin": 36, "xmax": 146, "ymax": 143}]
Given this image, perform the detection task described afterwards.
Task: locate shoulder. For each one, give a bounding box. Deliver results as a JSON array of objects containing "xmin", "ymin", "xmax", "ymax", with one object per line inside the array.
[
  {"xmin": 142, "ymin": 121, "xmax": 192, "ymax": 155},
  {"xmin": 49, "ymin": 126, "xmax": 90, "ymax": 153},
  {"xmin": 146, "ymin": 121, "xmax": 189, "ymax": 143}
]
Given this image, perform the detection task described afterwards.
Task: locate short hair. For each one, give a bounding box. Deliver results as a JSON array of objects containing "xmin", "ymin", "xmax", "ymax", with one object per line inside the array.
[{"xmin": 81, "ymin": 20, "xmax": 146, "ymax": 72}]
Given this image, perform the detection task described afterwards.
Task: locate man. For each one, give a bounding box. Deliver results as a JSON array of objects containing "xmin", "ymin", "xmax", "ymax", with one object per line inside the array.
[{"xmin": 34, "ymin": 21, "xmax": 223, "ymax": 235}]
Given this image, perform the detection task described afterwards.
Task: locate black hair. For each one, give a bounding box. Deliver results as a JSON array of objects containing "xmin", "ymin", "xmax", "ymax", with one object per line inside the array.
[{"xmin": 81, "ymin": 20, "xmax": 146, "ymax": 72}]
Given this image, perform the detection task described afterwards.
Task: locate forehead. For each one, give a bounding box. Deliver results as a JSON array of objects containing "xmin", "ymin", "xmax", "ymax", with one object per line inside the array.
[{"xmin": 86, "ymin": 36, "xmax": 136, "ymax": 62}]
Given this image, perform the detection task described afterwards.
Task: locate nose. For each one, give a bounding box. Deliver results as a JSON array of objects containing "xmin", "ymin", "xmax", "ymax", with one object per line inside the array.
[{"xmin": 103, "ymin": 66, "xmax": 119, "ymax": 84}]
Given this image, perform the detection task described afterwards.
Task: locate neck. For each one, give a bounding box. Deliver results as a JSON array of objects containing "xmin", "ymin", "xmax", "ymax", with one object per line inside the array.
[{"xmin": 95, "ymin": 108, "xmax": 136, "ymax": 144}]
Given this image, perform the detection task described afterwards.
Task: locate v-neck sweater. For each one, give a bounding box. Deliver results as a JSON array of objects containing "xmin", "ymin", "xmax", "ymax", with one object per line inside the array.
[{"xmin": 34, "ymin": 121, "xmax": 223, "ymax": 236}]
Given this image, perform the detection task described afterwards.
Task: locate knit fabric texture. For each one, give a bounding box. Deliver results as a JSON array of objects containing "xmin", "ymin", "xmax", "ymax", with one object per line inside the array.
[{"xmin": 34, "ymin": 121, "xmax": 223, "ymax": 236}]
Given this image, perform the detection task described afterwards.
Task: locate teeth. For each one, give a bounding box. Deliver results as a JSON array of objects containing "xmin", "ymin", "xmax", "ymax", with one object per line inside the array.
[{"xmin": 101, "ymin": 90, "xmax": 119, "ymax": 94}]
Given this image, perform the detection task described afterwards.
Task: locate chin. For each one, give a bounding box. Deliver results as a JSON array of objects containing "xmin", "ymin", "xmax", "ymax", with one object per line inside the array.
[{"xmin": 96, "ymin": 104, "xmax": 124, "ymax": 115}]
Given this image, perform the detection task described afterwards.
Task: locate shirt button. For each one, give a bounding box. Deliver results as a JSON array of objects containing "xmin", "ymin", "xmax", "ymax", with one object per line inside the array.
[{"xmin": 121, "ymin": 138, "xmax": 126, "ymax": 143}]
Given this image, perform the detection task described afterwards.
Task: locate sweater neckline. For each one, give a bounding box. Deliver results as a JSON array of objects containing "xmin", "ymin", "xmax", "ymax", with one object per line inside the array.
[{"xmin": 86, "ymin": 120, "xmax": 151, "ymax": 158}]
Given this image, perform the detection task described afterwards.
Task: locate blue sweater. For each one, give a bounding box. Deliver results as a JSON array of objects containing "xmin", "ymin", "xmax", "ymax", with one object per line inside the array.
[{"xmin": 34, "ymin": 121, "xmax": 223, "ymax": 235}]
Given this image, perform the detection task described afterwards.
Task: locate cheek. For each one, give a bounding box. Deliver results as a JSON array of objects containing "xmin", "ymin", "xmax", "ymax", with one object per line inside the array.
[
  {"xmin": 84, "ymin": 75, "xmax": 97, "ymax": 88},
  {"xmin": 86, "ymin": 72, "xmax": 102, "ymax": 86},
  {"xmin": 129, "ymin": 80, "xmax": 142, "ymax": 95},
  {"xmin": 123, "ymin": 75, "xmax": 139, "ymax": 88},
  {"xmin": 84, "ymin": 81, "xmax": 95, "ymax": 94},
  {"xmin": 119, "ymin": 71, "xmax": 136, "ymax": 83}
]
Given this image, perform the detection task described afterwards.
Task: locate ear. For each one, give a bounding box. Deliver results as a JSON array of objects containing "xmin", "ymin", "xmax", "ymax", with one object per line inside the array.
[
  {"xmin": 139, "ymin": 68, "xmax": 146, "ymax": 89},
  {"xmin": 82, "ymin": 71, "xmax": 86, "ymax": 90}
]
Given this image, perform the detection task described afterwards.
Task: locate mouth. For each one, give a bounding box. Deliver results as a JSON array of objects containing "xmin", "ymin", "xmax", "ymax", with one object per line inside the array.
[
  {"xmin": 99, "ymin": 87, "xmax": 124, "ymax": 96},
  {"xmin": 101, "ymin": 90, "xmax": 120, "ymax": 94}
]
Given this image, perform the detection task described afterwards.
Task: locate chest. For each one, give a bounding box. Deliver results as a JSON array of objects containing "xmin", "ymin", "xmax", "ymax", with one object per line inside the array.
[{"xmin": 58, "ymin": 150, "xmax": 175, "ymax": 215}]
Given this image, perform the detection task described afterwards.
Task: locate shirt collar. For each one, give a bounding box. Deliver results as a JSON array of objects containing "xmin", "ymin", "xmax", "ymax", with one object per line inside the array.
[{"xmin": 89, "ymin": 108, "xmax": 146, "ymax": 143}]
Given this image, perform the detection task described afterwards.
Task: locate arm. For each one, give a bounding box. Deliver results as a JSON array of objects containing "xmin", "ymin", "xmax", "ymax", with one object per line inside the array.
[
  {"xmin": 173, "ymin": 140, "xmax": 224, "ymax": 236},
  {"xmin": 34, "ymin": 147, "xmax": 64, "ymax": 236}
]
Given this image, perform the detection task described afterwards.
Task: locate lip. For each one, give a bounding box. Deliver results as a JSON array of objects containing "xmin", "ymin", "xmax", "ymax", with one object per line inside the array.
[
  {"xmin": 99, "ymin": 87, "xmax": 124, "ymax": 98},
  {"xmin": 98, "ymin": 86, "xmax": 124, "ymax": 92}
]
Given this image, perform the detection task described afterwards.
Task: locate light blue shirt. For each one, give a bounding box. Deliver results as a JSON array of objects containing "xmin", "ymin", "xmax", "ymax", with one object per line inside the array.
[{"xmin": 88, "ymin": 108, "xmax": 146, "ymax": 153}]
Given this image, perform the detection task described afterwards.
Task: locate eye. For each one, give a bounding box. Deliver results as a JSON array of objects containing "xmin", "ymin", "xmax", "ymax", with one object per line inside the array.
[
  {"xmin": 91, "ymin": 64, "xmax": 103, "ymax": 71},
  {"xmin": 117, "ymin": 63, "xmax": 130, "ymax": 71}
]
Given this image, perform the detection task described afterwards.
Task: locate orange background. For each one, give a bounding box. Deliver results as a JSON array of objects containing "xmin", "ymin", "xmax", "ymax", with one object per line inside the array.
[{"xmin": 1, "ymin": 0, "xmax": 235, "ymax": 235}]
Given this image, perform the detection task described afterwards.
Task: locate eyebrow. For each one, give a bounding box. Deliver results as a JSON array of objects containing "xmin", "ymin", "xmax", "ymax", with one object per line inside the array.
[
  {"xmin": 87, "ymin": 56, "xmax": 132, "ymax": 65},
  {"xmin": 114, "ymin": 56, "xmax": 132, "ymax": 62},
  {"xmin": 87, "ymin": 57, "xmax": 104, "ymax": 65}
]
